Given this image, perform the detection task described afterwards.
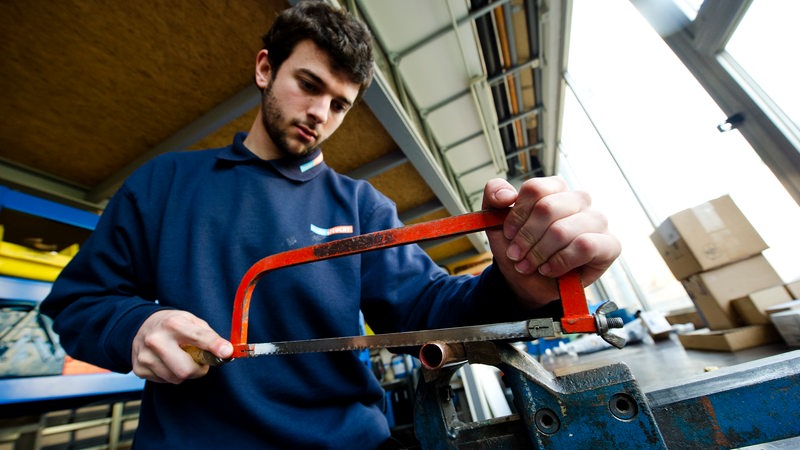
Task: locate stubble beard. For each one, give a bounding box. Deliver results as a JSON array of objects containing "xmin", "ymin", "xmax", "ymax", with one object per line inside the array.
[{"xmin": 261, "ymin": 84, "xmax": 318, "ymax": 160}]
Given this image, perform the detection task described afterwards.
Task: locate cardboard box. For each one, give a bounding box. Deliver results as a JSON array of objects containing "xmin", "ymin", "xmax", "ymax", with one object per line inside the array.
[
  {"xmin": 765, "ymin": 300, "xmax": 800, "ymax": 315},
  {"xmin": 678, "ymin": 325, "xmax": 780, "ymax": 352},
  {"xmin": 650, "ymin": 195, "xmax": 767, "ymax": 280},
  {"xmin": 638, "ymin": 310, "xmax": 673, "ymax": 340},
  {"xmin": 731, "ymin": 285, "xmax": 792, "ymax": 325},
  {"xmin": 770, "ymin": 309, "xmax": 800, "ymax": 347},
  {"xmin": 665, "ymin": 307, "xmax": 705, "ymax": 328},
  {"xmin": 785, "ymin": 280, "xmax": 800, "ymax": 299},
  {"xmin": 681, "ymin": 255, "xmax": 782, "ymax": 330}
]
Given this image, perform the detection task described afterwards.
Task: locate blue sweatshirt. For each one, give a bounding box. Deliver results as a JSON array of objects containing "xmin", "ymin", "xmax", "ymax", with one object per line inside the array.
[{"xmin": 41, "ymin": 132, "xmax": 539, "ymax": 449}]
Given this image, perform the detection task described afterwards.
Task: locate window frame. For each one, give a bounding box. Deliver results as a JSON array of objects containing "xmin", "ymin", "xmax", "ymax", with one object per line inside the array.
[{"xmin": 631, "ymin": 0, "xmax": 800, "ymax": 205}]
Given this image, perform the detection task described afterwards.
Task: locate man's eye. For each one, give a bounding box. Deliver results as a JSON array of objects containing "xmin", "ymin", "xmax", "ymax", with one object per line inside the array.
[
  {"xmin": 299, "ymin": 79, "xmax": 318, "ymax": 92},
  {"xmin": 332, "ymin": 102, "xmax": 349, "ymax": 113}
]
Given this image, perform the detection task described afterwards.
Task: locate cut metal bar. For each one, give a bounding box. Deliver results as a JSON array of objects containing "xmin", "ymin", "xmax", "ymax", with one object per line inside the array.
[{"xmin": 245, "ymin": 318, "xmax": 559, "ymax": 357}]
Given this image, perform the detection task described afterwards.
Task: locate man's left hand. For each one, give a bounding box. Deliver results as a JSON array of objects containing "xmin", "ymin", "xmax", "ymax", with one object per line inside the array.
[{"xmin": 482, "ymin": 177, "xmax": 621, "ymax": 308}]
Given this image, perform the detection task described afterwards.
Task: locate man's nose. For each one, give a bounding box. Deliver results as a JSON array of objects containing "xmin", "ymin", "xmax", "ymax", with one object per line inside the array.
[{"xmin": 307, "ymin": 96, "xmax": 330, "ymax": 125}]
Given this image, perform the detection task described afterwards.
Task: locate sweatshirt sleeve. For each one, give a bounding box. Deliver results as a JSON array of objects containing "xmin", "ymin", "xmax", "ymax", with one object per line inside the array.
[
  {"xmin": 358, "ymin": 199, "xmax": 561, "ymax": 334},
  {"xmin": 40, "ymin": 183, "xmax": 168, "ymax": 374}
]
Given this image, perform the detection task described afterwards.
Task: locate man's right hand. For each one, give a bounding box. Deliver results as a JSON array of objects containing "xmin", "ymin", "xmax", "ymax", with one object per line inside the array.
[{"xmin": 131, "ymin": 310, "xmax": 233, "ymax": 384}]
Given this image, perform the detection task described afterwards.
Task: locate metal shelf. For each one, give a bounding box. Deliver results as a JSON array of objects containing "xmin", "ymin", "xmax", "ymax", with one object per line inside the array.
[
  {"xmin": 0, "ymin": 186, "xmax": 99, "ymax": 231},
  {"xmin": 0, "ymin": 372, "xmax": 144, "ymax": 418},
  {"xmin": 0, "ymin": 186, "xmax": 144, "ymax": 425},
  {"xmin": 0, "ymin": 276, "xmax": 52, "ymax": 302}
]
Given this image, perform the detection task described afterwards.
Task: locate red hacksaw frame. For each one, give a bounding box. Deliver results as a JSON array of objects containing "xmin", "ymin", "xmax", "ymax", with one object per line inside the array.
[{"xmin": 229, "ymin": 209, "xmax": 595, "ymax": 359}]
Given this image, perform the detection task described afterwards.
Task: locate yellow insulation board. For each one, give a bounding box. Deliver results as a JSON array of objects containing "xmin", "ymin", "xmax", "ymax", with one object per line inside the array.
[{"xmin": 0, "ymin": 240, "xmax": 77, "ymax": 282}]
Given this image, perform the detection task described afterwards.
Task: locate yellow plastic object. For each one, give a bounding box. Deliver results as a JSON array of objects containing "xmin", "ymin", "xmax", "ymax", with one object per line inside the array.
[{"xmin": 0, "ymin": 239, "xmax": 77, "ymax": 282}]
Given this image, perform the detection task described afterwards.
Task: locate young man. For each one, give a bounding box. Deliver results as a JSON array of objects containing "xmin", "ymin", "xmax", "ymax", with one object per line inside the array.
[{"xmin": 42, "ymin": 1, "xmax": 620, "ymax": 448}]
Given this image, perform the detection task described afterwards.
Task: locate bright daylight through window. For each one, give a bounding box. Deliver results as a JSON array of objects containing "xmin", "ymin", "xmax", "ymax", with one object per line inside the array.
[
  {"xmin": 725, "ymin": 0, "xmax": 800, "ymax": 130},
  {"xmin": 560, "ymin": 0, "xmax": 800, "ymax": 312}
]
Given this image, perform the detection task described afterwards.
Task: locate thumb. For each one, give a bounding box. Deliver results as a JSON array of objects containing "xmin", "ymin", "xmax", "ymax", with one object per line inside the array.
[
  {"xmin": 182, "ymin": 338, "xmax": 233, "ymax": 367},
  {"xmin": 482, "ymin": 178, "xmax": 518, "ymax": 209},
  {"xmin": 212, "ymin": 339, "xmax": 234, "ymax": 359}
]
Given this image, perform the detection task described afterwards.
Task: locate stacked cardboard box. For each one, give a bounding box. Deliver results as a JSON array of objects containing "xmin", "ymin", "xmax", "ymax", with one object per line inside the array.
[
  {"xmin": 664, "ymin": 306, "xmax": 705, "ymax": 329},
  {"xmin": 767, "ymin": 294, "xmax": 800, "ymax": 347},
  {"xmin": 786, "ymin": 280, "xmax": 800, "ymax": 299},
  {"xmin": 650, "ymin": 195, "xmax": 785, "ymax": 351},
  {"xmin": 681, "ymin": 255, "xmax": 782, "ymax": 330},
  {"xmin": 731, "ymin": 285, "xmax": 792, "ymax": 326}
]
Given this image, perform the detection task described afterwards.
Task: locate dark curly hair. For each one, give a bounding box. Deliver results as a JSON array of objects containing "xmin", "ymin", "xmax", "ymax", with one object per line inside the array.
[{"xmin": 262, "ymin": 1, "xmax": 374, "ymax": 100}]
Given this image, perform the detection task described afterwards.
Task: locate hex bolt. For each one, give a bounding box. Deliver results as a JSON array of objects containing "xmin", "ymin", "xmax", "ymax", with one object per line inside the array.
[
  {"xmin": 609, "ymin": 393, "xmax": 638, "ymax": 421},
  {"xmin": 534, "ymin": 408, "xmax": 561, "ymax": 435}
]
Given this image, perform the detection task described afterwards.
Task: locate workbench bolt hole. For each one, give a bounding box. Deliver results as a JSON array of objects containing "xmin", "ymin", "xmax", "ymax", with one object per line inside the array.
[
  {"xmin": 534, "ymin": 408, "xmax": 560, "ymax": 435},
  {"xmin": 609, "ymin": 393, "xmax": 638, "ymax": 421}
]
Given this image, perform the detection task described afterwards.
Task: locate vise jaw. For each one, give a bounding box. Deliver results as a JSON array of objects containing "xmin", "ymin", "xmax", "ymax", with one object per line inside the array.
[{"xmin": 414, "ymin": 342, "xmax": 666, "ymax": 449}]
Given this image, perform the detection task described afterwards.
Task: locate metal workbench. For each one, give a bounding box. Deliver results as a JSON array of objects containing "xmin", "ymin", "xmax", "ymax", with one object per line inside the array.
[
  {"xmin": 541, "ymin": 333, "xmax": 792, "ymax": 392},
  {"xmin": 414, "ymin": 333, "xmax": 799, "ymax": 449}
]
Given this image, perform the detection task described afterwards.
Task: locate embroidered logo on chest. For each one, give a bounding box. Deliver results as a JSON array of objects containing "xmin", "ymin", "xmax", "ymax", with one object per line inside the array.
[{"xmin": 310, "ymin": 224, "xmax": 354, "ymax": 237}]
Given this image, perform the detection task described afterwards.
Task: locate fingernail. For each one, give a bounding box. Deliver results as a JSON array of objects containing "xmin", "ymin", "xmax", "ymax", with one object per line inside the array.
[
  {"xmin": 504, "ymin": 224, "xmax": 517, "ymax": 241},
  {"xmin": 496, "ymin": 188, "xmax": 516, "ymax": 202},
  {"xmin": 538, "ymin": 263, "xmax": 552, "ymax": 276},
  {"xmin": 222, "ymin": 342, "xmax": 234, "ymax": 357},
  {"xmin": 506, "ymin": 244, "xmax": 521, "ymax": 261},
  {"xmin": 515, "ymin": 260, "xmax": 531, "ymax": 274}
]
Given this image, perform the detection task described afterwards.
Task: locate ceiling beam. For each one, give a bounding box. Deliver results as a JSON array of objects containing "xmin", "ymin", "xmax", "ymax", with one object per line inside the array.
[
  {"xmin": 538, "ymin": 0, "xmax": 571, "ymax": 176},
  {"xmin": 392, "ymin": 0, "xmax": 513, "ymax": 62},
  {"xmin": 399, "ymin": 199, "xmax": 445, "ymax": 224},
  {"xmin": 363, "ymin": 69, "xmax": 491, "ymax": 253},
  {"xmin": 0, "ymin": 158, "xmax": 105, "ymax": 211},
  {"xmin": 498, "ymin": 104, "xmax": 544, "ymax": 129},
  {"xmin": 487, "ymin": 57, "xmax": 541, "ymax": 85},
  {"xmin": 346, "ymin": 150, "xmax": 407, "ymax": 179}
]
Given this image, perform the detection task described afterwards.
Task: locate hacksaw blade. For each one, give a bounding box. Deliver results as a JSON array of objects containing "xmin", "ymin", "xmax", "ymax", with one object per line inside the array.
[{"xmin": 244, "ymin": 318, "xmax": 560, "ymax": 357}]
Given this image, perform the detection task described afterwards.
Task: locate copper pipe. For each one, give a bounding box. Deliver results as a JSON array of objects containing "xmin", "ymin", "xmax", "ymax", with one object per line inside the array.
[{"xmin": 419, "ymin": 341, "xmax": 467, "ymax": 370}]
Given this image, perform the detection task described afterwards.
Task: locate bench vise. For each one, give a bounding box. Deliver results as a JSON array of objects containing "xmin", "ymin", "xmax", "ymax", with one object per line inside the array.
[{"xmin": 414, "ymin": 343, "xmax": 800, "ymax": 449}]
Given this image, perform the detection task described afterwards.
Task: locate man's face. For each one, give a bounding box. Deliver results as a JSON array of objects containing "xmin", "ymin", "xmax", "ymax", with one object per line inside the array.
[{"xmin": 259, "ymin": 40, "xmax": 360, "ymax": 159}]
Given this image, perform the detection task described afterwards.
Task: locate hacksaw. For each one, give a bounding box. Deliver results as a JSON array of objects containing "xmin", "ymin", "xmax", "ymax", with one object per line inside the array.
[{"xmin": 185, "ymin": 208, "xmax": 624, "ymax": 367}]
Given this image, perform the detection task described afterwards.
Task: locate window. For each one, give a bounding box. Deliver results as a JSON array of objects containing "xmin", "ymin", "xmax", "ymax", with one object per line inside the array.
[
  {"xmin": 561, "ymin": 0, "xmax": 800, "ymax": 312},
  {"xmin": 726, "ymin": 0, "xmax": 800, "ymax": 129},
  {"xmin": 675, "ymin": 0, "xmax": 704, "ymax": 21}
]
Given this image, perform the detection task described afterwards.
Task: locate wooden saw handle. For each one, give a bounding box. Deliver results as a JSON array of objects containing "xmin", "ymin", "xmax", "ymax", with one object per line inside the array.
[{"xmin": 182, "ymin": 345, "xmax": 228, "ymax": 367}]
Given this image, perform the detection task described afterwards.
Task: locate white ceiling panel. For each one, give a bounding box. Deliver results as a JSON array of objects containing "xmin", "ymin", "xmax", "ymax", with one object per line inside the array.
[
  {"xmin": 460, "ymin": 164, "xmax": 502, "ymax": 201},
  {"xmin": 445, "ymin": 136, "xmax": 493, "ymax": 174},
  {"xmin": 359, "ymin": 0, "xmax": 467, "ymax": 51},
  {"xmin": 425, "ymin": 95, "xmax": 483, "ymax": 147},
  {"xmin": 360, "ymin": 0, "xmax": 483, "ymax": 108},
  {"xmin": 396, "ymin": 31, "xmax": 483, "ymax": 109},
  {"xmin": 355, "ymin": 0, "xmax": 561, "ymax": 260}
]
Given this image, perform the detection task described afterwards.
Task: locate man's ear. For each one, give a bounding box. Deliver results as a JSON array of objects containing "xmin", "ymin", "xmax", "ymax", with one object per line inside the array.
[{"xmin": 254, "ymin": 49, "xmax": 272, "ymax": 90}]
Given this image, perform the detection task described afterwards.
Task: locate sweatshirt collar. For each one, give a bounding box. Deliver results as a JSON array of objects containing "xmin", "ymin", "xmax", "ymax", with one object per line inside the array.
[{"xmin": 217, "ymin": 132, "xmax": 326, "ymax": 182}]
